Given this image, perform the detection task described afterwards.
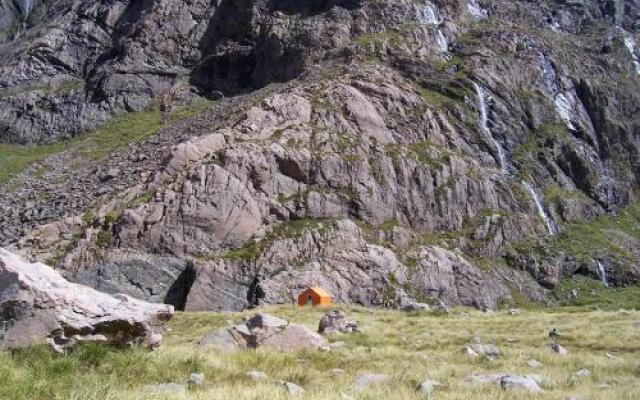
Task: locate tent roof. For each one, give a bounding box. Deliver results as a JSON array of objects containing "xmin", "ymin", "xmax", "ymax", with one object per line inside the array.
[{"xmin": 302, "ymin": 287, "xmax": 332, "ymax": 298}]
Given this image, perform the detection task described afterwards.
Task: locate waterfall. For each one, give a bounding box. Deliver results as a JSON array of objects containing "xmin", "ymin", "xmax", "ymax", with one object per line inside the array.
[
  {"xmin": 596, "ymin": 262, "xmax": 609, "ymax": 286},
  {"xmin": 467, "ymin": 0, "xmax": 487, "ymax": 20},
  {"xmin": 472, "ymin": 80, "xmax": 557, "ymax": 236},
  {"xmin": 624, "ymin": 35, "xmax": 640, "ymax": 76},
  {"xmin": 522, "ymin": 181, "xmax": 555, "ymax": 235},
  {"xmin": 473, "ymin": 82, "xmax": 506, "ymax": 171},
  {"xmin": 434, "ymin": 30, "xmax": 448, "ymax": 52},
  {"xmin": 420, "ymin": 2, "xmax": 441, "ymax": 25},
  {"xmin": 16, "ymin": 0, "xmax": 37, "ymax": 21},
  {"xmin": 419, "ymin": 2, "xmax": 448, "ymax": 53}
]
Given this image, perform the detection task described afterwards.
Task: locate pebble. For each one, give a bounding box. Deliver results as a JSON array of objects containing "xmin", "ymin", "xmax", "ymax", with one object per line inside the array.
[
  {"xmin": 416, "ymin": 379, "xmax": 441, "ymax": 394},
  {"xmin": 188, "ymin": 372, "xmax": 205, "ymax": 385}
]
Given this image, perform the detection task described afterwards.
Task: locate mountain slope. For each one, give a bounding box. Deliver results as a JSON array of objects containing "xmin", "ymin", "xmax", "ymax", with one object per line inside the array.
[{"xmin": 1, "ymin": 0, "xmax": 640, "ymax": 310}]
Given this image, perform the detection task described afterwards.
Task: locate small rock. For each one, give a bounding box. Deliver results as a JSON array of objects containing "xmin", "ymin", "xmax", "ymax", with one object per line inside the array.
[
  {"xmin": 469, "ymin": 373, "xmax": 508, "ymax": 384},
  {"xmin": 573, "ymin": 369, "xmax": 591, "ymax": 378},
  {"xmin": 403, "ymin": 302, "xmax": 430, "ymax": 312},
  {"xmin": 354, "ymin": 373, "xmax": 390, "ymax": 388},
  {"xmin": 100, "ymin": 167, "xmax": 120, "ymax": 182},
  {"xmin": 416, "ymin": 379, "xmax": 441, "ymax": 394},
  {"xmin": 188, "ymin": 372, "xmax": 205, "ymax": 386},
  {"xmin": 599, "ymin": 383, "xmax": 612, "ymax": 389},
  {"xmin": 246, "ymin": 371, "xmax": 269, "ymax": 381},
  {"xmin": 283, "ymin": 381, "xmax": 305, "ymax": 395},
  {"xmin": 549, "ymin": 343, "xmax": 568, "ymax": 356},
  {"xmin": 145, "ymin": 332, "xmax": 163, "ymax": 350},
  {"xmin": 469, "ymin": 343, "xmax": 500, "ymax": 358},
  {"xmin": 331, "ymin": 368, "xmax": 346, "ymax": 377},
  {"xmin": 501, "ymin": 375, "xmax": 542, "ymax": 392},
  {"xmin": 330, "ymin": 341, "xmax": 346, "ymax": 349},
  {"xmin": 435, "ymin": 300, "xmax": 449, "ymax": 314},
  {"xmin": 605, "ymin": 352, "xmax": 618, "ymax": 359},
  {"xmin": 549, "ymin": 328, "xmax": 561, "ymax": 339},
  {"xmin": 461, "ymin": 346, "xmax": 480, "ymax": 358},
  {"xmin": 526, "ymin": 359, "xmax": 543, "ymax": 368},
  {"xmin": 507, "ymin": 308, "xmax": 521, "ymax": 315}
]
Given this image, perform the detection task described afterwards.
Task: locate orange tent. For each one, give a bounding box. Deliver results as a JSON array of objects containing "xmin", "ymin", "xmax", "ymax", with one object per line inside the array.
[{"xmin": 297, "ymin": 287, "xmax": 332, "ymax": 306}]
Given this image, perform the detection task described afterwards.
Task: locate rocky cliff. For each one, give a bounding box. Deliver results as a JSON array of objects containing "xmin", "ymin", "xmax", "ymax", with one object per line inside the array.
[{"xmin": 1, "ymin": 0, "xmax": 639, "ymax": 311}]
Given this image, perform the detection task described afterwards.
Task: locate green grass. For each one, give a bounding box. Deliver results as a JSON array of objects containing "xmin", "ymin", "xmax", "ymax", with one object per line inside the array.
[
  {"xmin": 2, "ymin": 305, "xmax": 639, "ymax": 399},
  {"xmin": 221, "ymin": 219, "xmax": 331, "ymax": 262},
  {"xmin": 553, "ymin": 276, "xmax": 640, "ymax": 309},
  {"xmin": 0, "ymin": 100, "xmax": 214, "ymax": 185},
  {"xmin": 72, "ymin": 109, "xmax": 163, "ymax": 161},
  {"xmin": 0, "ymin": 142, "xmax": 67, "ymax": 185},
  {"xmin": 507, "ymin": 201, "xmax": 640, "ymax": 276}
]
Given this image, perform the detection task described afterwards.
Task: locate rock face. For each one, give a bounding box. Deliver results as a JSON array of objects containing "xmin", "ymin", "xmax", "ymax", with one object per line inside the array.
[
  {"xmin": 0, "ymin": 249, "xmax": 173, "ymax": 349},
  {"xmin": 1, "ymin": 0, "xmax": 640, "ymax": 311},
  {"xmin": 199, "ymin": 313, "xmax": 328, "ymax": 352}
]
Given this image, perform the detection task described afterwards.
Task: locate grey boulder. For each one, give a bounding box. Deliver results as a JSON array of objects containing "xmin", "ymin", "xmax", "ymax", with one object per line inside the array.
[
  {"xmin": 199, "ymin": 313, "xmax": 328, "ymax": 352},
  {"xmin": 500, "ymin": 375, "xmax": 543, "ymax": 392},
  {"xmin": 0, "ymin": 249, "xmax": 173, "ymax": 350},
  {"xmin": 318, "ymin": 310, "xmax": 359, "ymax": 335}
]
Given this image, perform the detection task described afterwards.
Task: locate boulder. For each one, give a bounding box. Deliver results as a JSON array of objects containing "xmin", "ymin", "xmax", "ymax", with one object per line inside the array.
[
  {"xmin": 469, "ymin": 373, "xmax": 509, "ymax": 384},
  {"xmin": 283, "ymin": 381, "xmax": 305, "ymax": 395},
  {"xmin": 573, "ymin": 369, "xmax": 591, "ymax": 378},
  {"xmin": 549, "ymin": 342, "xmax": 569, "ymax": 355},
  {"xmin": 416, "ymin": 379, "xmax": 442, "ymax": 394},
  {"xmin": 461, "ymin": 346, "xmax": 480, "ymax": 358},
  {"xmin": 500, "ymin": 375, "xmax": 543, "ymax": 392},
  {"xmin": 318, "ymin": 310, "xmax": 359, "ymax": 335},
  {"xmin": 199, "ymin": 313, "xmax": 328, "ymax": 352},
  {"xmin": 188, "ymin": 372, "xmax": 205, "ymax": 386},
  {"xmin": 468, "ymin": 343, "xmax": 500, "ymax": 358},
  {"xmin": 0, "ymin": 249, "xmax": 173, "ymax": 350}
]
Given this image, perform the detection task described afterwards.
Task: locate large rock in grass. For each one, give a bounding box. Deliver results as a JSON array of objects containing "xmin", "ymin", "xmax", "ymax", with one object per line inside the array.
[
  {"xmin": 318, "ymin": 310, "xmax": 359, "ymax": 335},
  {"xmin": 199, "ymin": 313, "xmax": 327, "ymax": 352},
  {"xmin": 0, "ymin": 249, "xmax": 173, "ymax": 350}
]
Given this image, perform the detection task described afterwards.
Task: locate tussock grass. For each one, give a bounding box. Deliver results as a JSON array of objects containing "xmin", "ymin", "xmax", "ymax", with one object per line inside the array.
[{"xmin": 1, "ymin": 306, "xmax": 639, "ymax": 399}]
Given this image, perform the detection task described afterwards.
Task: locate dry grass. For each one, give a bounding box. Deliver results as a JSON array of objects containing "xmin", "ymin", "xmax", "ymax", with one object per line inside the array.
[{"xmin": 2, "ymin": 306, "xmax": 640, "ymax": 399}]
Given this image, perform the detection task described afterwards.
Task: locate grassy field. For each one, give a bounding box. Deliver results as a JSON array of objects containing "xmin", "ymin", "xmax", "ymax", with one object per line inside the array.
[{"xmin": 1, "ymin": 305, "xmax": 639, "ymax": 400}]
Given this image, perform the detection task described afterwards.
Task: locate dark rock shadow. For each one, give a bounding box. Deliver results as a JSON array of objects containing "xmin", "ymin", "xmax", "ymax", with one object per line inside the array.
[{"xmin": 164, "ymin": 261, "xmax": 197, "ymax": 311}]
